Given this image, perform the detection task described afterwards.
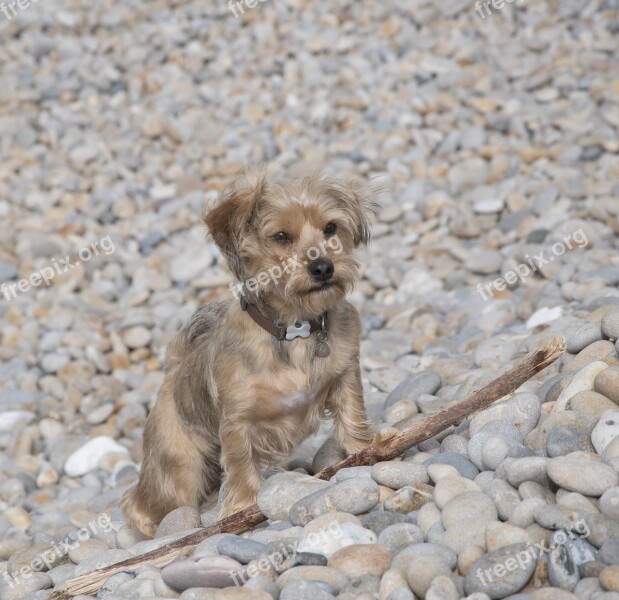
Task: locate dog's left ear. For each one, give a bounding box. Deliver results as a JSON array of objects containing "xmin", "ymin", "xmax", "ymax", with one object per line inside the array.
[
  {"xmin": 323, "ymin": 178, "xmax": 379, "ymax": 247},
  {"xmin": 204, "ymin": 169, "xmax": 267, "ymax": 279}
]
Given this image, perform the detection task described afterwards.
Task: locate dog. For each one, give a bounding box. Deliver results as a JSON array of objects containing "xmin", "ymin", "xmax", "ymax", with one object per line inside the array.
[{"xmin": 121, "ymin": 169, "xmax": 378, "ymax": 537}]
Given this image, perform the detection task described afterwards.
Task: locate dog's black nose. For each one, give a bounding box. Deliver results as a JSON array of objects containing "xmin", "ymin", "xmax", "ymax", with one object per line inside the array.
[{"xmin": 308, "ymin": 258, "xmax": 334, "ymax": 282}]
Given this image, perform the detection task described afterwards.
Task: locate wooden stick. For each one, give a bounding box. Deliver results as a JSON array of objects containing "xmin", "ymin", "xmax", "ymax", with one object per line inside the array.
[{"xmin": 50, "ymin": 335, "xmax": 565, "ymax": 599}]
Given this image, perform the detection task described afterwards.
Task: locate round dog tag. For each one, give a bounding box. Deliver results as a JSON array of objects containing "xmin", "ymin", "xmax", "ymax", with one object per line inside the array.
[
  {"xmin": 315, "ymin": 341, "xmax": 331, "ymax": 357},
  {"xmin": 315, "ymin": 331, "xmax": 330, "ymax": 357}
]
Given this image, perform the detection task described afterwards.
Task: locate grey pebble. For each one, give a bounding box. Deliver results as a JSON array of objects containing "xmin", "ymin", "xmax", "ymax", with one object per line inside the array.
[
  {"xmin": 289, "ymin": 478, "xmax": 380, "ymax": 526},
  {"xmin": 280, "ymin": 579, "xmax": 335, "ymax": 599},
  {"xmin": 384, "ymin": 370, "xmax": 442, "ymax": 409},
  {"xmin": 465, "ymin": 543, "xmax": 537, "ymax": 598},
  {"xmin": 377, "ymin": 523, "xmax": 423, "ymax": 555},
  {"xmin": 424, "ymin": 452, "xmax": 479, "ymax": 480},
  {"xmin": 600, "ymin": 539, "xmax": 619, "ymax": 565},
  {"xmin": 161, "ymin": 555, "xmax": 244, "ymax": 591},
  {"xmin": 217, "ymin": 536, "xmax": 269, "ymax": 564},
  {"xmin": 371, "ymin": 461, "xmax": 429, "ymax": 489}
]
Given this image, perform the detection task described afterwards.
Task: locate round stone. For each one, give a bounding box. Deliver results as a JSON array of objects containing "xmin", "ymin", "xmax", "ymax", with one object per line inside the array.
[
  {"xmin": 442, "ymin": 491, "xmax": 498, "ymax": 529},
  {"xmin": 377, "ymin": 523, "xmax": 423, "ymax": 555},
  {"xmin": 600, "ymin": 487, "xmax": 619, "ymax": 520},
  {"xmin": 600, "ymin": 565, "xmax": 619, "ymax": 592},
  {"xmin": 601, "ymin": 309, "xmax": 619, "ymax": 341},
  {"xmin": 327, "ymin": 544, "xmax": 390, "ymax": 578},
  {"xmin": 162, "ymin": 556, "xmax": 244, "ymax": 591},
  {"xmin": 547, "ymin": 455, "xmax": 619, "ymax": 497},
  {"xmin": 591, "ymin": 412, "xmax": 619, "ymax": 455},
  {"xmin": 464, "ymin": 543, "xmax": 537, "ymax": 598},
  {"xmin": 370, "ymin": 461, "xmax": 429, "ymax": 489},
  {"xmin": 595, "ymin": 367, "xmax": 619, "ymax": 404}
]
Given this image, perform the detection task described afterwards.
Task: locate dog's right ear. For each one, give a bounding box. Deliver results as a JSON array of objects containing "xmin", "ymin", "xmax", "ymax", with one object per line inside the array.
[{"xmin": 203, "ymin": 170, "xmax": 267, "ymax": 280}]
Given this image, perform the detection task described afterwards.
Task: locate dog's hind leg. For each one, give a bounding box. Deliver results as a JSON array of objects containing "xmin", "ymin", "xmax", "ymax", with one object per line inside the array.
[{"xmin": 121, "ymin": 383, "xmax": 220, "ymax": 537}]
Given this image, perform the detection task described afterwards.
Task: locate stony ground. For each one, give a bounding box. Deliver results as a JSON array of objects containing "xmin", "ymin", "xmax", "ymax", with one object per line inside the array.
[{"xmin": 1, "ymin": 0, "xmax": 619, "ymax": 599}]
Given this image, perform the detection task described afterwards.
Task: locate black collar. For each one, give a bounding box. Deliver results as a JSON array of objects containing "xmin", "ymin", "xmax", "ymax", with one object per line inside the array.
[{"xmin": 240, "ymin": 296, "xmax": 326, "ymax": 341}]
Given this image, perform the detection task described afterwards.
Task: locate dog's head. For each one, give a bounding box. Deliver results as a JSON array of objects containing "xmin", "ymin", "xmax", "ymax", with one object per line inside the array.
[{"xmin": 204, "ymin": 168, "xmax": 378, "ymax": 319}]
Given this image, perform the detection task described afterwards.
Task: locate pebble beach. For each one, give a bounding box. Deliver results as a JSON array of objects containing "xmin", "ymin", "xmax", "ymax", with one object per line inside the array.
[{"xmin": 1, "ymin": 0, "xmax": 619, "ymax": 598}]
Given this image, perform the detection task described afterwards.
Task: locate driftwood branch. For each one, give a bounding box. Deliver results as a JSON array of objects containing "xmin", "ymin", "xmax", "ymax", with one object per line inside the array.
[{"xmin": 50, "ymin": 336, "xmax": 565, "ymax": 599}]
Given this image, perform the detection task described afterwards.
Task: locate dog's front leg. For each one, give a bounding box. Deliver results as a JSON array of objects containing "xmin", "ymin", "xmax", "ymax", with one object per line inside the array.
[
  {"xmin": 218, "ymin": 421, "xmax": 263, "ymax": 518},
  {"xmin": 327, "ymin": 367, "xmax": 373, "ymax": 455}
]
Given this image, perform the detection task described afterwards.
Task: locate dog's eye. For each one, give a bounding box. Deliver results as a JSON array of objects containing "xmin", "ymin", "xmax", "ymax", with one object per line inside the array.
[
  {"xmin": 272, "ymin": 231, "xmax": 292, "ymax": 244},
  {"xmin": 324, "ymin": 222, "xmax": 337, "ymax": 236}
]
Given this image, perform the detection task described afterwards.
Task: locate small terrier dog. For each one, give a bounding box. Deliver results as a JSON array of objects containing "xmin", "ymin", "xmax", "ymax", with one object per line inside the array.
[{"xmin": 122, "ymin": 169, "xmax": 377, "ymax": 537}]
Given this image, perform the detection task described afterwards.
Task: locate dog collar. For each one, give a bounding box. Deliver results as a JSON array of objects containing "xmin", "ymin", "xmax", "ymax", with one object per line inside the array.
[{"xmin": 240, "ymin": 296, "xmax": 326, "ymax": 342}]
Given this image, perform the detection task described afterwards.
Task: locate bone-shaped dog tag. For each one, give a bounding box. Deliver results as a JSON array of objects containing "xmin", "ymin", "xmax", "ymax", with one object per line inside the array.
[{"xmin": 286, "ymin": 321, "xmax": 311, "ymax": 340}]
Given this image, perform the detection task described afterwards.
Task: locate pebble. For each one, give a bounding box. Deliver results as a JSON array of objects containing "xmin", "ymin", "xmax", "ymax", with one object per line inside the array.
[
  {"xmin": 384, "ymin": 370, "xmax": 442, "ymax": 408},
  {"xmin": 592, "ymin": 412, "xmax": 619, "ymax": 455},
  {"xmin": 424, "ymin": 453, "xmax": 479, "ymax": 480},
  {"xmin": 547, "ymin": 455, "xmax": 619, "ymax": 497},
  {"xmin": 600, "ymin": 539, "xmax": 619, "ymax": 565},
  {"xmin": 64, "ymin": 436, "xmax": 128, "ymax": 477},
  {"xmin": 217, "ymin": 536, "xmax": 268, "ymax": 564},
  {"xmin": 566, "ymin": 322, "xmax": 603, "ymax": 354},
  {"xmin": 162, "ymin": 556, "xmax": 244, "ymax": 591},
  {"xmin": 377, "ymin": 523, "xmax": 423, "ymax": 555},
  {"xmin": 547, "ymin": 530, "xmax": 597, "ymax": 591},
  {"xmin": 595, "ymin": 368, "xmax": 619, "ymax": 404},
  {"xmin": 297, "ymin": 514, "xmax": 376, "ymax": 558},
  {"xmin": 276, "ymin": 567, "xmax": 349, "ymax": 593},
  {"xmin": 371, "ymin": 461, "xmax": 429, "ymax": 489},
  {"xmin": 465, "ymin": 543, "xmax": 537, "ymax": 598},
  {"xmin": 600, "ymin": 488, "xmax": 619, "ymax": 520},
  {"xmin": 470, "ymin": 393, "xmax": 541, "ymax": 437},
  {"xmin": 328, "ymin": 544, "xmax": 391, "ymax": 578},
  {"xmin": 180, "ymin": 590, "xmax": 272, "ymax": 600},
  {"xmin": 361, "ymin": 510, "xmax": 405, "ymax": 534},
  {"xmin": 485, "ymin": 522, "xmax": 530, "ymax": 551},
  {"xmin": 289, "ymin": 478, "xmax": 380, "ymax": 526},
  {"xmin": 602, "ymin": 310, "xmax": 619, "ymax": 341},
  {"xmin": 383, "ymin": 484, "xmax": 433, "ymax": 513},
  {"xmin": 506, "ymin": 457, "xmax": 549, "ymax": 487},
  {"xmin": 553, "ymin": 362, "xmax": 610, "ymax": 412},
  {"xmin": 600, "ymin": 565, "xmax": 619, "ymax": 592},
  {"xmin": 546, "ymin": 427, "xmax": 595, "ymax": 457},
  {"xmin": 434, "ymin": 475, "xmax": 481, "ymax": 509},
  {"xmin": 0, "ymin": 573, "xmax": 52, "ymax": 600},
  {"xmin": 398, "ymin": 543, "xmax": 457, "ymax": 598},
  {"xmin": 570, "ymin": 390, "xmax": 619, "ymax": 416},
  {"xmin": 280, "ymin": 580, "xmax": 336, "ymax": 600},
  {"xmin": 257, "ymin": 472, "xmax": 332, "ymax": 521},
  {"xmin": 74, "ymin": 549, "xmax": 132, "ymax": 577},
  {"xmin": 442, "ymin": 491, "xmax": 498, "ymax": 529},
  {"xmin": 155, "ymin": 506, "xmax": 201, "ymax": 538}
]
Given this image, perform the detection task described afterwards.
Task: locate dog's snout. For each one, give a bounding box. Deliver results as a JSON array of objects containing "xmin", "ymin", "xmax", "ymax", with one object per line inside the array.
[{"xmin": 308, "ymin": 258, "xmax": 334, "ymax": 282}]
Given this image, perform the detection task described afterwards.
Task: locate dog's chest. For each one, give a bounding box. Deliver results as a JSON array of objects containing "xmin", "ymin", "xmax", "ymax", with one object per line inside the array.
[{"xmin": 277, "ymin": 385, "xmax": 318, "ymax": 415}]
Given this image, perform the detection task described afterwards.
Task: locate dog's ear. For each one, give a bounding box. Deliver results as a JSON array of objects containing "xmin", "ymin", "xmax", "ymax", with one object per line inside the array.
[
  {"xmin": 322, "ymin": 178, "xmax": 379, "ymax": 247},
  {"xmin": 204, "ymin": 169, "xmax": 267, "ymax": 279}
]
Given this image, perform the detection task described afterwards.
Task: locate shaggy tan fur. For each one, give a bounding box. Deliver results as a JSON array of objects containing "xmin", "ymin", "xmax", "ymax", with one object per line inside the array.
[{"xmin": 121, "ymin": 169, "xmax": 378, "ymax": 537}]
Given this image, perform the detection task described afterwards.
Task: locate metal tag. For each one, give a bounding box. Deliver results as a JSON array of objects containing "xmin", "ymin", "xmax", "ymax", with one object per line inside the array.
[
  {"xmin": 315, "ymin": 341, "xmax": 331, "ymax": 357},
  {"xmin": 286, "ymin": 321, "xmax": 311, "ymax": 340},
  {"xmin": 315, "ymin": 329, "xmax": 330, "ymax": 357}
]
